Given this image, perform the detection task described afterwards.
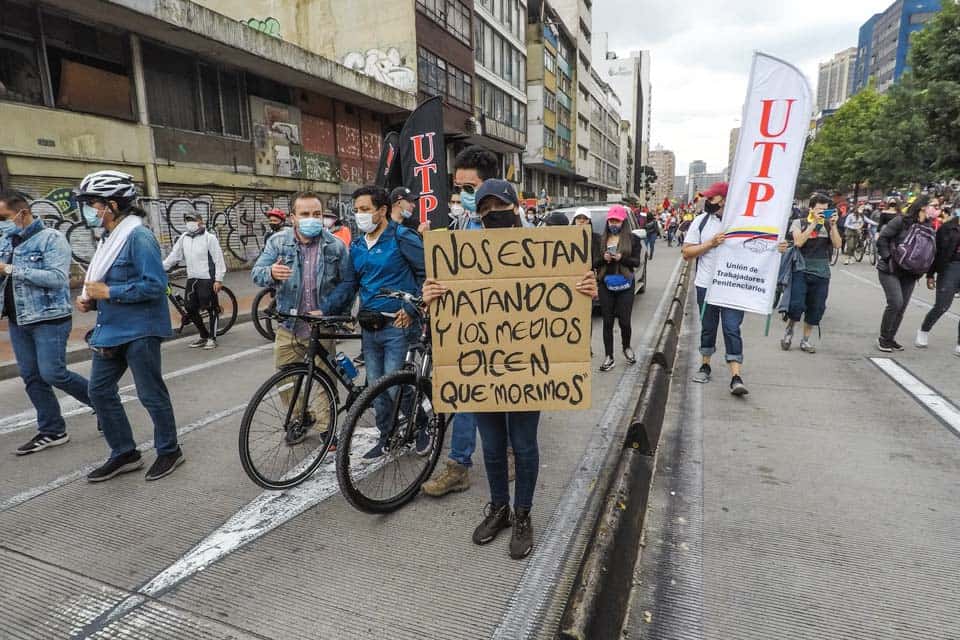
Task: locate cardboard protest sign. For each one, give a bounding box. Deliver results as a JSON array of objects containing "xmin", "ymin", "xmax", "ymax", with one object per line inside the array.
[{"xmin": 425, "ymin": 226, "xmax": 592, "ymax": 413}]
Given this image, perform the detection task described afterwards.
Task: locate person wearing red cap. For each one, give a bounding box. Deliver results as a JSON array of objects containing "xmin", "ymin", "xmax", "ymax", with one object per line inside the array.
[
  {"xmin": 682, "ymin": 182, "xmax": 750, "ymax": 396},
  {"xmin": 264, "ymin": 208, "xmax": 286, "ymax": 244},
  {"xmin": 598, "ymin": 204, "xmax": 644, "ymax": 372}
]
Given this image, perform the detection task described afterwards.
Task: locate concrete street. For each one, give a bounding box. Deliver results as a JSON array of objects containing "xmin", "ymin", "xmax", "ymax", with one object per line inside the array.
[
  {"xmin": 628, "ymin": 257, "xmax": 960, "ymax": 640},
  {"xmin": 0, "ymin": 251, "xmax": 680, "ymax": 639}
]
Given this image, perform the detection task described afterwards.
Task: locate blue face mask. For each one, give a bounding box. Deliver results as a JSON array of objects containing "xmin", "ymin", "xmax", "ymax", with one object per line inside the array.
[
  {"xmin": 0, "ymin": 220, "xmax": 16, "ymax": 236},
  {"xmin": 608, "ymin": 224, "xmax": 622, "ymax": 235},
  {"xmin": 460, "ymin": 190, "xmax": 477, "ymax": 213},
  {"xmin": 298, "ymin": 217, "xmax": 324, "ymax": 238},
  {"xmin": 82, "ymin": 204, "xmax": 103, "ymax": 228}
]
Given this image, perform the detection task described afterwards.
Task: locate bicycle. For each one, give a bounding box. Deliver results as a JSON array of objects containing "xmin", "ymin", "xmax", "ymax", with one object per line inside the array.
[
  {"xmin": 863, "ymin": 228, "xmax": 878, "ymax": 266},
  {"xmin": 238, "ymin": 310, "xmax": 363, "ymax": 489},
  {"xmin": 165, "ymin": 270, "xmax": 238, "ymax": 337},
  {"xmin": 335, "ymin": 289, "xmax": 447, "ymax": 514},
  {"xmin": 251, "ymin": 286, "xmax": 277, "ymax": 341}
]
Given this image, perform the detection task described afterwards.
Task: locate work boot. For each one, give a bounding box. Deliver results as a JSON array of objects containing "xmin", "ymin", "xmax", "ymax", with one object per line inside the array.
[
  {"xmin": 472, "ymin": 503, "xmax": 512, "ymax": 545},
  {"xmin": 421, "ymin": 460, "xmax": 470, "ymax": 497},
  {"xmin": 509, "ymin": 508, "xmax": 534, "ymax": 559}
]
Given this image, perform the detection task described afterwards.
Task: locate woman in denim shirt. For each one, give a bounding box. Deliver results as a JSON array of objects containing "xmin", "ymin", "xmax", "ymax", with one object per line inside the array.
[{"xmin": 74, "ymin": 171, "xmax": 183, "ymax": 483}]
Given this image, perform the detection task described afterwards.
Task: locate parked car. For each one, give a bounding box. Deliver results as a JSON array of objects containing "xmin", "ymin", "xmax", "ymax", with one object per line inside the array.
[{"xmin": 549, "ymin": 204, "xmax": 648, "ymax": 297}]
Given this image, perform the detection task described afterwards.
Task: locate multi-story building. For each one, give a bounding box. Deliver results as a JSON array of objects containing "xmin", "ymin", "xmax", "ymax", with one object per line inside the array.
[
  {"xmin": 593, "ymin": 35, "xmax": 652, "ymax": 199},
  {"xmin": 816, "ymin": 47, "xmax": 857, "ymax": 112},
  {"xmin": 673, "ymin": 175, "xmax": 688, "ymax": 204},
  {"xmin": 0, "ymin": 0, "xmax": 412, "ymax": 273},
  {"xmin": 584, "ymin": 67, "xmax": 621, "ymax": 202},
  {"xmin": 648, "ymin": 147, "xmax": 675, "ymax": 207},
  {"xmin": 728, "ymin": 128, "xmax": 740, "ymax": 176},
  {"xmin": 524, "ymin": 0, "xmax": 581, "ymax": 207},
  {"xmin": 688, "ymin": 170, "xmax": 725, "ymax": 202},
  {"xmin": 853, "ymin": 0, "xmax": 942, "ymax": 94},
  {"xmin": 688, "ymin": 160, "xmax": 706, "ymax": 177}
]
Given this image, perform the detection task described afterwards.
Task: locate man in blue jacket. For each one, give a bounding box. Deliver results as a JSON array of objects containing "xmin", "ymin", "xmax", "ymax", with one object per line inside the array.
[
  {"xmin": 74, "ymin": 171, "xmax": 183, "ymax": 482},
  {"xmin": 252, "ymin": 191, "xmax": 355, "ymax": 445},
  {"xmin": 350, "ymin": 185, "xmax": 427, "ymax": 459},
  {"xmin": 0, "ymin": 190, "xmax": 95, "ymax": 455}
]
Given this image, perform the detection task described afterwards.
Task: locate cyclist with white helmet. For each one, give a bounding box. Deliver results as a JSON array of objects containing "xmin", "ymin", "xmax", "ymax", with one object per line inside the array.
[{"xmin": 75, "ymin": 170, "xmax": 185, "ymax": 482}]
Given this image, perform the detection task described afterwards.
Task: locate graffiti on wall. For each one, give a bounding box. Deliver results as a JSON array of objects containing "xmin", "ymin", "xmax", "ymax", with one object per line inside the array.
[
  {"xmin": 251, "ymin": 97, "xmax": 303, "ymax": 178},
  {"xmin": 341, "ymin": 48, "xmax": 416, "ymax": 93},
  {"xmin": 243, "ymin": 17, "xmax": 281, "ymax": 38}
]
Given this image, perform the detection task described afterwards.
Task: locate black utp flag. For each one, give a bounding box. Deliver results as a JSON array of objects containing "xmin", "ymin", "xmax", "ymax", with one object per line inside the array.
[{"xmin": 399, "ymin": 96, "xmax": 450, "ymax": 230}]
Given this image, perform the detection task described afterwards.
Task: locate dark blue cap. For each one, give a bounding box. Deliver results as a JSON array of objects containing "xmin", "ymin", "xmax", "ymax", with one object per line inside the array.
[{"xmin": 476, "ymin": 179, "xmax": 518, "ymax": 208}]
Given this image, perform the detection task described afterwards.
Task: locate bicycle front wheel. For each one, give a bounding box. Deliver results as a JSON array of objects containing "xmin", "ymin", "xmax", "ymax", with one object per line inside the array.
[
  {"xmin": 854, "ymin": 241, "xmax": 865, "ymax": 262},
  {"xmin": 252, "ymin": 288, "xmax": 276, "ymax": 341},
  {"xmin": 239, "ymin": 364, "xmax": 338, "ymax": 490},
  {"xmin": 869, "ymin": 241, "xmax": 878, "ymax": 266},
  {"xmin": 830, "ymin": 246, "xmax": 840, "ymax": 266},
  {"xmin": 336, "ymin": 370, "xmax": 445, "ymax": 514}
]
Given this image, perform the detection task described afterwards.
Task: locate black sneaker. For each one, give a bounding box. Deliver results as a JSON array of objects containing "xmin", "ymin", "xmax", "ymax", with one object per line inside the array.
[
  {"xmin": 87, "ymin": 449, "xmax": 143, "ymax": 482},
  {"xmin": 692, "ymin": 363, "xmax": 712, "ymax": 384},
  {"xmin": 145, "ymin": 448, "xmax": 185, "ymax": 481},
  {"xmin": 876, "ymin": 337, "xmax": 893, "ymax": 353},
  {"xmin": 363, "ymin": 442, "xmax": 386, "ymax": 460},
  {"xmin": 188, "ymin": 337, "xmax": 206, "ymax": 348},
  {"xmin": 890, "ymin": 339, "xmax": 904, "ymax": 351},
  {"xmin": 472, "ymin": 503, "xmax": 512, "ymax": 545},
  {"xmin": 415, "ymin": 426, "xmax": 432, "ymax": 456},
  {"xmin": 15, "ymin": 432, "xmax": 69, "ymax": 456},
  {"xmin": 730, "ymin": 375, "xmax": 749, "ymax": 396},
  {"xmin": 509, "ymin": 508, "xmax": 534, "ymax": 559}
]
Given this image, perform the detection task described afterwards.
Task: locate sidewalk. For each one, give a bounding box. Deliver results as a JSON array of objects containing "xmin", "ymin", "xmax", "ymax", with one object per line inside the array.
[{"xmin": 0, "ymin": 270, "xmax": 262, "ymax": 379}]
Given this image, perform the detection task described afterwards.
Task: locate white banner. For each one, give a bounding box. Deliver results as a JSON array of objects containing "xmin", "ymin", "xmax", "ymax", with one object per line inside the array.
[{"xmin": 705, "ymin": 52, "xmax": 813, "ymax": 315}]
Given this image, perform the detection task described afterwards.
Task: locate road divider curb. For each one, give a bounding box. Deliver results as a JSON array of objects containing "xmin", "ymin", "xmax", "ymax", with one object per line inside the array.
[{"xmin": 558, "ymin": 259, "xmax": 692, "ymax": 640}]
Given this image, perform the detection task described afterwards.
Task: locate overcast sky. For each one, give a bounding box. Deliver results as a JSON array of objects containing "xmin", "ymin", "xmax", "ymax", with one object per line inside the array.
[{"xmin": 593, "ymin": 0, "xmax": 886, "ymax": 177}]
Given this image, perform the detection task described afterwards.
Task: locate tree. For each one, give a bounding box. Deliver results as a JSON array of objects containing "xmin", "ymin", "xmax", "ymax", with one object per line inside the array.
[
  {"xmin": 906, "ymin": 0, "xmax": 960, "ymax": 176},
  {"xmin": 637, "ymin": 165, "xmax": 657, "ymax": 202},
  {"xmin": 867, "ymin": 81, "xmax": 936, "ymax": 189},
  {"xmin": 799, "ymin": 86, "xmax": 886, "ymax": 196}
]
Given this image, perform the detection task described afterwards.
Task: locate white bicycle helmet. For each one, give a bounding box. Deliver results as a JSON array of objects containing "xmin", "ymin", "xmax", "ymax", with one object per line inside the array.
[{"xmin": 76, "ymin": 170, "xmax": 138, "ymax": 201}]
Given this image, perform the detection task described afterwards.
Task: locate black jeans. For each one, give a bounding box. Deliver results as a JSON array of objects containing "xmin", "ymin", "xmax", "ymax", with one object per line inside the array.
[
  {"xmin": 921, "ymin": 261, "xmax": 960, "ymax": 343},
  {"xmin": 598, "ymin": 284, "xmax": 634, "ymax": 357},
  {"xmin": 186, "ymin": 278, "xmax": 218, "ymax": 340},
  {"xmin": 878, "ymin": 270, "xmax": 918, "ymax": 341}
]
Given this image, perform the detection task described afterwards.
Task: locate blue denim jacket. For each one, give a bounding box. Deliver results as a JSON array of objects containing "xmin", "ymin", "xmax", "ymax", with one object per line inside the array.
[
  {"xmin": 87, "ymin": 225, "xmax": 173, "ymax": 348},
  {"xmin": 0, "ymin": 219, "xmax": 73, "ymax": 325},
  {"xmin": 251, "ymin": 228, "xmax": 356, "ymax": 331},
  {"xmin": 351, "ymin": 221, "xmax": 426, "ymax": 314}
]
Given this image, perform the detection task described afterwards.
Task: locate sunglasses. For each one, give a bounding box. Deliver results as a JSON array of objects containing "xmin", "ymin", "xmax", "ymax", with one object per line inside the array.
[{"xmin": 456, "ymin": 184, "xmax": 478, "ymax": 195}]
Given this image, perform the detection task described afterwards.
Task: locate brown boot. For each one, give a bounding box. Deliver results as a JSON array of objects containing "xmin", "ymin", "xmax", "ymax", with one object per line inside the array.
[{"xmin": 421, "ymin": 460, "xmax": 470, "ymax": 497}]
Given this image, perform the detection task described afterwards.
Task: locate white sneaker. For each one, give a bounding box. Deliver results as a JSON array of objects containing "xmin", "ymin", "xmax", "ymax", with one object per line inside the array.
[
  {"xmin": 203, "ymin": 339, "xmax": 217, "ymax": 350},
  {"xmin": 915, "ymin": 330, "xmax": 929, "ymax": 348},
  {"xmin": 954, "ymin": 344, "xmax": 960, "ymax": 357}
]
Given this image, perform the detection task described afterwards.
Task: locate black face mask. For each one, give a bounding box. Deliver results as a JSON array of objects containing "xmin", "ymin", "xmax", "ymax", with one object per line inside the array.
[
  {"xmin": 270, "ymin": 223, "xmax": 283, "ymax": 231},
  {"xmin": 482, "ymin": 209, "xmax": 518, "ymax": 229},
  {"xmin": 704, "ymin": 201, "xmax": 722, "ymax": 214}
]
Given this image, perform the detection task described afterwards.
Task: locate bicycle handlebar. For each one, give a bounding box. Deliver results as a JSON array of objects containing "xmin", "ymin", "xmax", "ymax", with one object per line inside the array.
[
  {"xmin": 266, "ymin": 309, "xmax": 356, "ymax": 326},
  {"xmin": 375, "ymin": 288, "xmax": 424, "ymax": 307}
]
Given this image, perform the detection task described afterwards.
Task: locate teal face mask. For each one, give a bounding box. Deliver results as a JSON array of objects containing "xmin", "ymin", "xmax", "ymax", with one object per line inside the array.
[
  {"xmin": 460, "ymin": 190, "xmax": 477, "ymax": 213},
  {"xmin": 82, "ymin": 204, "xmax": 103, "ymax": 228},
  {"xmin": 297, "ymin": 217, "xmax": 324, "ymax": 238}
]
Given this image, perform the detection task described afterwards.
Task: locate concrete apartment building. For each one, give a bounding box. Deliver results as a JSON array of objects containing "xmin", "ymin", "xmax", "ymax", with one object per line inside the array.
[
  {"xmin": 817, "ymin": 47, "xmax": 856, "ymax": 112},
  {"xmin": 0, "ymin": 0, "xmax": 413, "ymax": 271},
  {"xmin": 853, "ymin": 0, "xmax": 941, "ymax": 94},
  {"xmin": 523, "ymin": 0, "xmax": 582, "ymax": 207},
  {"xmin": 673, "ymin": 175, "xmax": 687, "ymax": 204},
  {"xmin": 648, "ymin": 147, "xmax": 675, "ymax": 206},
  {"xmin": 728, "ymin": 127, "xmax": 740, "ymax": 177}
]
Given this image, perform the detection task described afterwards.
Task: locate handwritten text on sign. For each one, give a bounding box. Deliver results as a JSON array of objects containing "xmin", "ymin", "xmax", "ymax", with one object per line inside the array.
[{"xmin": 426, "ymin": 226, "xmax": 592, "ymax": 413}]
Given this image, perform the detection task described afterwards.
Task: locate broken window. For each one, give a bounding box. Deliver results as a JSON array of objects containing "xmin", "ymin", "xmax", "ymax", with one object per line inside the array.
[
  {"xmin": 42, "ymin": 10, "xmax": 134, "ymax": 120},
  {"xmin": 0, "ymin": 1, "xmax": 43, "ymax": 106}
]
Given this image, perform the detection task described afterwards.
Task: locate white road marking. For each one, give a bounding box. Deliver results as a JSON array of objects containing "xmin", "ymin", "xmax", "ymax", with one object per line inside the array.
[
  {"xmin": 840, "ymin": 269, "xmax": 960, "ymax": 321},
  {"xmin": 73, "ymin": 432, "xmax": 383, "ymax": 637},
  {"xmin": 0, "ymin": 345, "xmax": 271, "ymax": 435},
  {"xmin": 492, "ymin": 256, "xmax": 685, "ymax": 639},
  {"xmin": 870, "ymin": 358, "xmax": 960, "ymax": 437},
  {"xmin": 0, "ymin": 403, "xmax": 248, "ymax": 513}
]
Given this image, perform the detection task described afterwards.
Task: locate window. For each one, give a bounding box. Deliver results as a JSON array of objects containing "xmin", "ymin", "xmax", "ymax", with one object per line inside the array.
[
  {"xmin": 578, "ymin": 146, "xmax": 588, "ymax": 160},
  {"xmin": 474, "ymin": 20, "xmax": 483, "ymax": 63},
  {"xmin": 559, "ymin": 138, "xmax": 571, "ymax": 160},
  {"xmin": 419, "ymin": 47, "xmax": 471, "ymax": 111},
  {"xmin": 544, "ymin": 89, "xmax": 556, "ymax": 112},
  {"xmin": 558, "ymin": 105, "xmax": 570, "ymax": 128},
  {"xmin": 0, "ymin": 36, "xmax": 42, "ymax": 105},
  {"xmin": 558, "ymin": 73, "xmax": 571, "ymax": 94},
  {"xmin": 578, "ymin": 114, "xmax": 589, "ymax": 129},
  {"xmin": 417, "ymin": 0, "xmax": 472, "ymax": 45},
  {"xmin": 544, "ymin": 50, "xmax": 556, "ymax": 73},
  {"xmin": 544, "ymin": 127, "xmax": 556, "ymax": 150}
]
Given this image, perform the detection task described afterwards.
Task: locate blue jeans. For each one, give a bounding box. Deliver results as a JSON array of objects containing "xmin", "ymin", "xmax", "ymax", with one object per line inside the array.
[
  {"xmin": 362, "ymin": 323, "xmax": 419, "ymax": 437},
  {"xmin": 9, "ymin": 317, "xmax": 91, "ymax": 436},
  {"xmin": 645, "ymin": 235, "xmax": 657, "ymax": 258},
  {"xmin": 88, "ymin": 336, "xmax": 179, "ymax": 459},
  {"xmin": 788, "ymin": 272, "xmax": 830, "ymax": 326},
  {"xmin": 476, "ymin": 411, "xmax": 540, "ymax": 510},
  {"xmin": 448, "ymin": 412, "xmax": 477, "ymax": 468},
  {"xmin": 696, "ymin": 286, "xmax": 744, "ymax": 363}
]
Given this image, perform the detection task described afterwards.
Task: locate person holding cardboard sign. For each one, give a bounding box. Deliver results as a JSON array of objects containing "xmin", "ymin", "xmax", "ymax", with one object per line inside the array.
[
  {"xmin": 598, "ymin": 205, "xmax": 644, "ymax": 372},
  {"xmin": 421, "ymin": 179, "xmax": 598, "ymax": 560}
]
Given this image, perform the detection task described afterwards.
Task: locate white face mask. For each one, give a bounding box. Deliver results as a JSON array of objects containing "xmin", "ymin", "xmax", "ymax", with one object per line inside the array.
[
  {"xmin": 449, "ymin": 204, "xmax": 465, "ymax": 218},
  {"xmin": 356, "ymin": 213, "xmax": 377, "ymax": 233},
  {"xmin": 322, "ymin": 217, "xmax": 336, "ymax": 229},
  {"xmin": 185, "ymin": 221, "xmax": 200, "ymax": 233}
]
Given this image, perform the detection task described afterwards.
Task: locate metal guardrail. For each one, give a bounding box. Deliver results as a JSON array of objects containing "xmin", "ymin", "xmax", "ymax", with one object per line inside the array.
[{"xmin": 558, "ymin": 259, "xmax": 692, "ymax": 640}]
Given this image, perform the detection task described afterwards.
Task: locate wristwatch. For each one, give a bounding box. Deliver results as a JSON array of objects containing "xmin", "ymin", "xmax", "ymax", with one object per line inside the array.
[{"xmin": 3, "ymin": 264, "xmax": 12, "ymax": 275}]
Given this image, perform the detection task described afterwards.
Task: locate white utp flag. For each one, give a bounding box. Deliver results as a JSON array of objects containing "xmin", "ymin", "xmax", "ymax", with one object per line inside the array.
[{"xmin": 705, "ymin": 52, "xmax": 813, "ymax": 315}]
